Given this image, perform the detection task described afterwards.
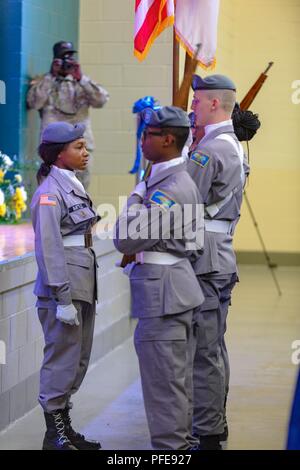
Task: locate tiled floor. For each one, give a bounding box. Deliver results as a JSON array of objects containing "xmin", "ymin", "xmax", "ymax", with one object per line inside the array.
[
  {"xmin": 0, "ymin": 265, "xmax": 299, "ymax": 450},
  {"xmin": 226, "ymin": 265, "xmax": 300, "ymax": 449}
]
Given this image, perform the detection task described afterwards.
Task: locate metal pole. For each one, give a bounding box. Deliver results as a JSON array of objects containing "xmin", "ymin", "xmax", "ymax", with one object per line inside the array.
[
  {"xmin": 244, "ymin": 190, "xmax": 282, "ymax": 296},
  {"xmin": 172, "ymin": 29, "xmax": 179, "ymax": 105}
]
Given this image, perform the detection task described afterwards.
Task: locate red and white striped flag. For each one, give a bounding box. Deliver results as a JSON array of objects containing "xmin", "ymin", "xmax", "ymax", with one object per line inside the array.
[{"xmin": 134, "ymin": 0, "xmax": 175, "ymax": 61}]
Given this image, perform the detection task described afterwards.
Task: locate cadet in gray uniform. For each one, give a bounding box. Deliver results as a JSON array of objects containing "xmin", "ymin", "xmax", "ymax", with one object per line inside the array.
[
  {"xmin": 114, "ymin": 106, "xmax": 204, "ymax": 450},
  {"xmin": 31, "ymin": 122, "xmax": 101, "ymax": 450},
  {"xmin": 27, "ymin": 41, "xmax": 109, "ymax": 190},
  {"xmin": 187, "ymin": 75, "xmax": 250, "ymax": 450}
]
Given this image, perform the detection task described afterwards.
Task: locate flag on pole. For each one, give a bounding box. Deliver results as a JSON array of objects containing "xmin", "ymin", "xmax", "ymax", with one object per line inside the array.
[
  {"xmin": 134, "ymin": 0, "xmax": 175, "ymax": 61},
  {"xmin": 175, "ymin": 0, "xmax": 220, "ymax": 69}
]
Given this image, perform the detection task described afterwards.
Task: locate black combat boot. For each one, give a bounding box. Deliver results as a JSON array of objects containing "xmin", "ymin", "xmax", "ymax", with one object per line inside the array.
[
  {"xmin": 43, "ymin": 410, "xmax": 78, "ymax": 450},
  {"xmin": 199, "ymin": 435, "xmax": 222, "ymax": 450},
  {"xmin": 62, "ymin": 408, "xmax": 101, "ymax": 450}
]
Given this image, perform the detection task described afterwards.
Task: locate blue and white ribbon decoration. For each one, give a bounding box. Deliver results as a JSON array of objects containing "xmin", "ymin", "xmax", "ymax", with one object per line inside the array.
[{"xmin": 129, "ymin": 96, "xmax": 161, "ymax": 175}]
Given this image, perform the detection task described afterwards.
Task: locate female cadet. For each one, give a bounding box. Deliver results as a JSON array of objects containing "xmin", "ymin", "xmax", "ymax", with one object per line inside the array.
[{"xmin": 31, "ymin": 121, "xmax": 100, "ymax": 450}]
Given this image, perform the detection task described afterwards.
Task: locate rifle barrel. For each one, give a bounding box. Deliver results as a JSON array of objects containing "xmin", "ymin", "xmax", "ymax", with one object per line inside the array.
[
  {"xmin": 240, "ymin": 61, "xmax": 274, "ymax": 110},
  {"xmin": 263, "ymin": 61, "xmax": 274, "ymax": 75}
]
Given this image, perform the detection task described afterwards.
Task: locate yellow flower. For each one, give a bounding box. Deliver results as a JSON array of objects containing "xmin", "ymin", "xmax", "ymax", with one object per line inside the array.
[
  {"xmin": 12, "ymin": 187, "xmax": 27, "ymax": 219},
  {"xmin": 0, "ymin": 203, "xmax": 6, "ymax": 218},
  {"xmin": 0, "ymin": 169, "xmax": 4, "ymax": 184}
]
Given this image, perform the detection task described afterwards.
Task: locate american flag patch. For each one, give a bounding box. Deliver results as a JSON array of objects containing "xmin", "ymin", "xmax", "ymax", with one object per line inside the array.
[{"xmin": 39, "ymin": 194, "xmax": 57, "ymax": 206}]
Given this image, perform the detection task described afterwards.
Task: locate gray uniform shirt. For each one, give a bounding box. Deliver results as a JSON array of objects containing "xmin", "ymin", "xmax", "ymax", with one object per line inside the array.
[
  {"xmin": 114, "ymin": 163, "xmax": 204, "ymax": 318},
  {"xmin": 30, "ymin": 166, "xmax": 99, "ymax": 306},
  {"xmin": 187, "ymin": 124, "xmax": 250, "ymax": 275},
  {"xmin": 27, "ymin": 73, "xmax": 109, "ymax": 150}
]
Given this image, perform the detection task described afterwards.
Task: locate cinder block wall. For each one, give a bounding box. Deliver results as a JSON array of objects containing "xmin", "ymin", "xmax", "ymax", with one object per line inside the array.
[
  {"xmin": 0, "ymin": 238, "xmax": 131, "ymax": 431},
  {"xmin": 21, "ymin": 0, "xmax": 80, "ymax": 201},
  {"xmin": 0, "ymin": 0, "xmax": 80, "ymax": 187},
  {"xmin": 231, "ymin": 0, "xmax": 300, "ymax": 255},
  {"xmin": 218, "ymin": 0, "xmax": 300, "ymax": 255},
  {"xmin": 79, "ymin": 0, "xmax": 173, "ymax": 210},
  {"xmin": 182, "ymin": 0, "xmax": 300, "ymax": 259}
]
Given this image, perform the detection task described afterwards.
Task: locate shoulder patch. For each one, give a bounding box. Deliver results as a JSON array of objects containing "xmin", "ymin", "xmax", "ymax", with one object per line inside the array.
[
  {"xmin": 40, "ymin": 194, "xmax": 57, "ymax": 206},
  {"xmin": 149, "ymin": 190, "xmax": 176, "ymax": 211},
  {"xmin": 190, "ymin": 151, "xmax": 210, "ymax": 168}
]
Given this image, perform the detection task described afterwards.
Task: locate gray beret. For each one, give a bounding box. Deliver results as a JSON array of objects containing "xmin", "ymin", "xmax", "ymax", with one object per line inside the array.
[
  {"xmin": 192, "ymin": 74, "xmax": 236, "ymax": 92},
  {"xmin": 41, "ymin": 122, "xmax": 86, "ymax": 144},
  {"xmin": 141, "ymin": 106, "xmax": 190, "ymax": 128}
]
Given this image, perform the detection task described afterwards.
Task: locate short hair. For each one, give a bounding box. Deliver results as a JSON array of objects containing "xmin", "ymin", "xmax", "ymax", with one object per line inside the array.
[
  {"xmin": 207, "ymin": 89, "xmax": 236, "ymax": 114},
  {"xmin": 161, "ymin": 127, "xmax": 190, "ymax": 151}
]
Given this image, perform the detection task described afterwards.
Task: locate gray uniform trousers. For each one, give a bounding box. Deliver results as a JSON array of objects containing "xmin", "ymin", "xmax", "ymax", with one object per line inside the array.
[
  {"xmin": 193, "ymin": 273, "xmax": 238, "ymax": 436},
  {"xmin": 187, "ymin": 124, "xmax": 249, "ymax": 437},
  {"xmin": 134, "ymin": 310, "xmax": 200, "ymax": 450},
  {"xmin": 114, "ymin": 163, "xmax": 204, "ymax": 450},
  {"xmin": 37, "ymin": 300, "xmax": 95, "ymax": 413}
]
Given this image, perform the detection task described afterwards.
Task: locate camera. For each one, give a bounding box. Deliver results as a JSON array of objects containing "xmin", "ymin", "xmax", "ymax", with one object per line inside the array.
[{"xmin": 61, "ymin": 56, "xmax": 75, "ymax": 72}]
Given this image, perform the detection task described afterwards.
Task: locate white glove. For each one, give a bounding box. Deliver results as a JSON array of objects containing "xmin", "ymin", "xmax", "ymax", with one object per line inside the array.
[
  {"xmin": 131, "ymin": 181, "xmax": 146, "ymax": 198},
  {"xmin": 56, "ymin": 304, "xmax": 80, "ymax": 326}
]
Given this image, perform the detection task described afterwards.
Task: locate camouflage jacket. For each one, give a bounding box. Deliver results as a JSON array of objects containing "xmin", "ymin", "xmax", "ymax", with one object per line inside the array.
[{"xmin": 27, "ymin": 73, "xmax": 109, "ymax": 150}]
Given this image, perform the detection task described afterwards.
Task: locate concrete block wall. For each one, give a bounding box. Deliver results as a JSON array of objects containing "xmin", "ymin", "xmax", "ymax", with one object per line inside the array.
[
  {"xmin": 79, "ymin": 0, "xmax": 173, "ymax": 209},
  {"xmin": 216, "ymin": 0, "xmax": 300, "ymax": 255},
  {"xmin": 0, "ymin": 0, "xmax": 80, "ymax": 193},
  {"xmin": 21, "ymin": 0, "xmax": 80, "ymax": 203},
  {"xmin": 0, "ymin": 255, "xmax": 41, "ymax": 430},
  {"xmin": 0, "ymin": 237, "xmax": 131, "ymax": 431}
]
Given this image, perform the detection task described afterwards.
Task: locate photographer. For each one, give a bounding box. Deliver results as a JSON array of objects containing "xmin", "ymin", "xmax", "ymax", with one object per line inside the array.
[{"xmin": 27, "ymin": 41, "xmax": 109, "ymax": 189}]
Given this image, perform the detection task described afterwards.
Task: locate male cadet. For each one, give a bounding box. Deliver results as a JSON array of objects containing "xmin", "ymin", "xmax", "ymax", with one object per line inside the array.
[
  {"xmin": 27, "ymin": 41, "xmax": 109, "ymax": 189},
  {"xmin": 114, "ymin": 106, "xmax": 204, "ymax": 450},
  {"xmin": 187, "ymin": 74, "xmax": 249, "ymax": 450}
]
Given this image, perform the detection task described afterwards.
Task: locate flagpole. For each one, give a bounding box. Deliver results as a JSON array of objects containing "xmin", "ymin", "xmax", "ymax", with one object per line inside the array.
[
  {"xmin": 172, "ymin": 28, "xmax": 179, "ymax": 105},
  {"xmin": 173, "ymin": 43, "xmax": 201, "ymax": 111}
]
